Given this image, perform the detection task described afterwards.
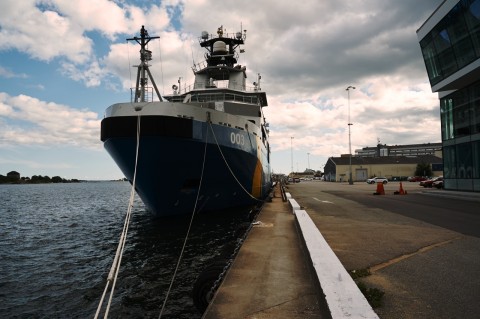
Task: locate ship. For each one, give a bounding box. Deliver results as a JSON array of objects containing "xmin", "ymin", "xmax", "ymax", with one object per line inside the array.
[{"xmin": 100, "ymin": 26, "xmax": 272, "ymax": 217}]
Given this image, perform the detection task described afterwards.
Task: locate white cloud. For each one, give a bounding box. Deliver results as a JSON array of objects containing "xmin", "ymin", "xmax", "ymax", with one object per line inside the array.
[
  {"xmin": 0, "ymin": 92, "xmax": 100, "ymax": 148},
  {"xmin": 0, "ymin": 66, "xmax": 28, "ymax": 79},
  {"xmin": 60, "ymin": 60, "xmax": 103, "ymax": 87},
  {"xmin": 0, "ymin": 0, "xmax": 445, "ymax": 175},
  {"xmin": 264, "ymin": 75, "xmax": 440, "ymax": 167},
  {"xmin": 0, "ymin": 1, "xmax": 92, "ymax": 63}
]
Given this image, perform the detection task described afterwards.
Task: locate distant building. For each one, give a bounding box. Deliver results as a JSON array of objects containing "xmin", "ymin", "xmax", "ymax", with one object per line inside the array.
[
  {"xmin": 323, "ymin": 155, "xmax": 442, "ymax": 182},
  {"xmin": 417, "ymin": 0, "xmax": 480, "ymax": 192},
  {"xmin": 356, "ymin": 143, "xmax": 442, "ymax": 158}
]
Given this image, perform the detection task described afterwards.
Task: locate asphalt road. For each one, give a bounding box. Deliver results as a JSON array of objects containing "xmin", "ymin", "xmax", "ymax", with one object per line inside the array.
[
  {"xmin": 322, "ymin": 184, "xmax": 480, "ymax": 238},
  {"xmin": 286, "ymin": 181, "xmax": 480, "ymax": 319}
]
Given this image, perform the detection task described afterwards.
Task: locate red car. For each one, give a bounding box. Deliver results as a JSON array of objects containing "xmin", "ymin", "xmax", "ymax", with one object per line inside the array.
[{"xmin": 421, "ymin": 176, "xmax": 443, "ymax": 188}]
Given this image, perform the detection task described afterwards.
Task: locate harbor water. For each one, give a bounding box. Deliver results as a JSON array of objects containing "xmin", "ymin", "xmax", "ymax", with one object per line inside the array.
[{"xmin": 0, "ymin": 182, "xmax": 254, "ymax": 318}]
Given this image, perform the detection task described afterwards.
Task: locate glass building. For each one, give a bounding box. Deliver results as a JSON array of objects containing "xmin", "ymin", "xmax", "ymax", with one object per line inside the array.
[{"xmin": 417, "ymin": 0, "xmax": 480, "ymax": 192}]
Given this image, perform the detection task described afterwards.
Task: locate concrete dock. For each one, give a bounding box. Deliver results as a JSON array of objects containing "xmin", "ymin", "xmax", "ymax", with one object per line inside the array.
[
  {"xmin": 203, "ymin": 184, "xmax": 331, "ymax": 318},
  {"xmin": 204, "ymin": 183, "xmax": 378, "ymax": 319},
  {"xmin": 204, "ymin": 181, "xmax": 480, "ymax": 319}
]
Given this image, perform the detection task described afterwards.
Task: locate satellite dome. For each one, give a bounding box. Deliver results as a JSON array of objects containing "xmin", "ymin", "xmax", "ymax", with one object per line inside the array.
[{"xmin": 213, "ymin": 41, "xmax": 227, "ymax": 55}]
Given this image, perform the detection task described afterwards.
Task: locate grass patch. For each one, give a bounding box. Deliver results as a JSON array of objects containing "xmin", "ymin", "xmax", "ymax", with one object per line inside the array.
[
  {"xmin": 349, "ymin": 268, "xmax": 385, "ymax": 308},
  {"xmin": 356, "ymin": 282, "xmax": 385, "ymax": 308},
  {"xmin": 349, "ymin": 268, "xmax": 371, "ymax": 279}
]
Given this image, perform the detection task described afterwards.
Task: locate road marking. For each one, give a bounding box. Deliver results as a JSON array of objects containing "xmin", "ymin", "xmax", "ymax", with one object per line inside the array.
[{"xmin": 313, "ymin": 197, "xmax": 334, "ymax": 204}]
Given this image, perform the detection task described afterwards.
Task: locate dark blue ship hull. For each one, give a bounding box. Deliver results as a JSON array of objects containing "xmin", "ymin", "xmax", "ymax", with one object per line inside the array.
[{"xmin": 101, "ymin": 115, "xmax": 271, "ymax": 216}]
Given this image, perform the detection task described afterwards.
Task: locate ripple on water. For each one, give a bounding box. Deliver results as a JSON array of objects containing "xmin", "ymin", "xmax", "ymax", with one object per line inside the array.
[{"xmin": 0, "ymin": 182, "xmax": 255, "ymax": 318}]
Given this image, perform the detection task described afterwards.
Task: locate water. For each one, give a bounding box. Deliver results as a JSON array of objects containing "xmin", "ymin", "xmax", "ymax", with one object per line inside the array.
[{"xmin": 0, "ymin": 182, "xmax": 255, "ymax": 318}]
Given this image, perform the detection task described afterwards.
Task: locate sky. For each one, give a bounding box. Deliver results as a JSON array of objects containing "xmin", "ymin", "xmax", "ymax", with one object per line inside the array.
[{"xmin": 0, "ymin": 0, "xmax": 444, "ymax": 180}]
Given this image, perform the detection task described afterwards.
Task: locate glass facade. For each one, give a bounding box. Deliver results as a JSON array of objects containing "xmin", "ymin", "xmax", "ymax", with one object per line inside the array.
[
  {"xmin": 419, "ymin": 0, "xmax": 480, "ymax": 191},
  {"xmin": 420, "ymin": 0, "xmax": 480, "ymax": 86},
  {"xmin": 440, "ymin": 80, "xmax": 480, "ymax": 190},
  {"xmin": 440, "ymin": 82, "xmax": 480, "ymax": 141}
]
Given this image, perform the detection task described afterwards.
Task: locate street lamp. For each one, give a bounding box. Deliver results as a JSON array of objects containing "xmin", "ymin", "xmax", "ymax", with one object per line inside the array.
[
  {"xmin": 290, "ymin": 136, "xmax": 294, "ymax": 175},
  {"xmin": 346, "ymin": 86, "xmax": 356, "ymax": 185}
]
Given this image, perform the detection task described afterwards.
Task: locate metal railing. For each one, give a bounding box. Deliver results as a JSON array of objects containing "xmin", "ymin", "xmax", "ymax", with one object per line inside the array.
[{"xmin": 130, "ymin": 87, "xmax": 154, "ymax": 102}]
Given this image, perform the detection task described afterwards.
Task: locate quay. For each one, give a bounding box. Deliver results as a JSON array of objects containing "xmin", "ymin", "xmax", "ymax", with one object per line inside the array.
[
  {"xmin": 203, "ymin": 183, "xmax": 377, "ymax": 318},
  {"xmin": 204, "ymin": 181, "xmax": 480, "ymax": 319}
]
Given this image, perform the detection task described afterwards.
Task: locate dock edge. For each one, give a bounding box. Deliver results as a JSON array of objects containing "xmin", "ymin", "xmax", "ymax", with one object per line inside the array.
[{"xmin": 286, "ymin": 192, "xmax": 380, "ymax": 319}]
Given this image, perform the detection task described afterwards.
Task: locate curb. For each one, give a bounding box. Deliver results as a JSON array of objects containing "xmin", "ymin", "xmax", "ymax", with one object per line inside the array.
[{"xmin": 286, "ymin": 192, "xmax": 379, "ymax": 319}]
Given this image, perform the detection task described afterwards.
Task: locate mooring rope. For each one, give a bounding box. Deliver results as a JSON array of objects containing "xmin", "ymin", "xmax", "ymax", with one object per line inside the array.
[
  {"xmin": 158, "ymin": 122, "xmax": 210, "ymax": 319},
  {"xmin": 94, "ymin": 115, "xmax": 141, "ymax": 319},
  {"xmin": 208, "ymin": 121, "xmax": 264, "ymax": 203}
]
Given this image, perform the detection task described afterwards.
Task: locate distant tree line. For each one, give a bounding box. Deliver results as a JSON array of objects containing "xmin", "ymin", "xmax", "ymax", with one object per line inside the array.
[{"xmin": 0, "ymin": 171, "xmax": 80, "ymax": 184}]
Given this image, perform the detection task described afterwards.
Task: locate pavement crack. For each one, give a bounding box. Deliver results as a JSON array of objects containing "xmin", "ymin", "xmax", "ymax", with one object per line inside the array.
[
  {"xmin": 245, "ymin": 294, "xmax": 316, "ymax": 317},
  {"xmin": 369, "ymin": 237, "xmax": 462, "ymax": 273}
]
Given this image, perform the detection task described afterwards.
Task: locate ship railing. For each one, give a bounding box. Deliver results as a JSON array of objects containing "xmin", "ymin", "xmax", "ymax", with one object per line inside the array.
[
  {"xmin": 167, "ymin": 91, "xmax": 260, "ymax": 105},
  {"xmin": 173, "ymin": 81, "xmax": 260, "ymax": 95},
  {"xmin": 192, "ymin": 60, "xmax": 208, "ymax": 73},
  {"xmin": 193, "ymin": 80, "xmax": 247, "ymax": 91},
  {"xmin": 130, "ymin": 87, "xmax": 155, "ymax": 102},
  {"xmin": 198, "ymin": 31, "xmax": 246, "ymax": 44}
]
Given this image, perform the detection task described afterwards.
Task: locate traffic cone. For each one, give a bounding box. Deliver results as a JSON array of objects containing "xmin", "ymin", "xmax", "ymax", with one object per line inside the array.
[
  {"xmin": 399, "ymin": 182, "xmax": 405, "ymax": 195},
  {"xmin": 374, "ymin": 182, "xmax": 385, "ymax": 195}
]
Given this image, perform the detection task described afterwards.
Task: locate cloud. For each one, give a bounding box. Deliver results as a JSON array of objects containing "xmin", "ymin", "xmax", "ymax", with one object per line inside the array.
[
  {"xmin": 0, "ymin": 1, "xmax": 92, "ymax": 63},
  {"xmin": 60, "ymin": 60, "xmax": 103, "ymax": 87},
  {"xmin": 102, "ymin": 31, "xmax": 194, "ymax": 94},
  {"xmin": 0, "ymin": 92, "xmax": 100, "ymax": 148},
  {"xmin": 0, "ymin": 66, "xmax": 28, "ymax": 79},
  {"xmin": 264, "ymin": 75, "xmax": 440, "ymax": 159},
  {"xmin": 0, "ymin": 0, "xmax": 181, "ymax": 87},
  {"xmin": 0, "ymin": 0, "xmax": 445, "ymax": 175}
]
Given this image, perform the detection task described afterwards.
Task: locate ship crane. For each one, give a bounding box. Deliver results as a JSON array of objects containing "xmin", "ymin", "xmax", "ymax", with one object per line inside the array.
[{"xmin": 127, "ymin": 25, "xmax": 164, "ymax": 102}]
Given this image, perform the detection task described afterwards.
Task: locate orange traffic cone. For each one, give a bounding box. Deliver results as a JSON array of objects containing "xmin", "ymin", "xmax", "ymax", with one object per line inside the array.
[
  {"xmin": 399, "ymin": 182, "xmax": 405, "ymax": 195},
  {"xmin": 374, "ymin": 182, "xmax": 385, "ymax": 195}
]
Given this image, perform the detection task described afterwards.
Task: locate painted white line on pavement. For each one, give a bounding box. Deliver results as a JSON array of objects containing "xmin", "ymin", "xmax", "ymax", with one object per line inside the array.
[{"xmin": 313, "ymin": 197, "xmax": 334, "ymax": 204}]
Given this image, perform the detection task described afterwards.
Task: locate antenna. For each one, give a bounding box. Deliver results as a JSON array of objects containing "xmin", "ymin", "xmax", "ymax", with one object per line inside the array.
[{"xmin": 127, "ymin": 26, "xmax": 164, "ymax": 102}]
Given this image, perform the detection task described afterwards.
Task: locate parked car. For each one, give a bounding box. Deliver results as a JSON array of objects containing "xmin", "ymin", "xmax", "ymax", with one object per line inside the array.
[
  {"xmin": 433, "ymin": 179, "xmax": 444, "ymax": 189},
  {"xmin": 366, "ymin": 177, "xmax": 388, "ymax": 184},
  {"xmin": 408, "ymin": 176, "xmax": 428, "ymax": 182},
  {"xmin": 421, "ymin": 176, "xmax": 443, "ymax": 188}
]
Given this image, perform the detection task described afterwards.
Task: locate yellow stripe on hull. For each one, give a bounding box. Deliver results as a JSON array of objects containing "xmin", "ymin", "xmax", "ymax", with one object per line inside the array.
[
  {"xmin": 252, "ymin": 159, "xmax": 263, "ymax": 197},
  {"xmin": 251, "ymin": 135, "xmax": 263, "ymax": 197}
]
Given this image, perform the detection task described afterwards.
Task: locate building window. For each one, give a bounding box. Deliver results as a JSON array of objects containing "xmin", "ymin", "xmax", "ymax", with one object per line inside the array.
[
  {"xmin": 444, "ymin": 145, "xmax": 456, "ymax": 178},
  {"xmin": 421, "ymin": 37, "xmax": 442, "ymax": 85},
  {"xmin": 454, "ymin": 91, "xmax": 471, "ymax": 137},
  {"xmin": 441, "ymin": 98, "xmax": 455, "ymax": 140},
  {"xmin": 473, "ymin": 140, "xmax": 480, "ymax": 178},
  {"xmin": 457, "ymin": 142, "xmax": 473, "ymax": 178},
  {"xmin": 464, "ymin": 0, "xmax": 480, "ymax": 56},
  {"xmin": 448, "ymin": 3, "xmax": 476, "ymax": 68},
  {"xmin": 440, "ymin": 82, "xmax": 480, "ymax": 140},
  {"xmin": 435, "ymin": 27, "xmax": 458, "ymax": 78},
  {"xmin": 472, "ymin": 84, "xmax": 480, "ymax": 134},
  {"xmin": 420, "ymin": 1, "xmax": 480, "ymax": 86}
]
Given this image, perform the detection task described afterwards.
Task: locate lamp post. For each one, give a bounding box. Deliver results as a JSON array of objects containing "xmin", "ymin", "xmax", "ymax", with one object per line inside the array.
[
  {"xmin": 346, "ymin": 86, "xmax": 355, "ymax": 185},
  {"xmin": 290, "ymin": 136, "xmax": 294, "ymax": 175}
]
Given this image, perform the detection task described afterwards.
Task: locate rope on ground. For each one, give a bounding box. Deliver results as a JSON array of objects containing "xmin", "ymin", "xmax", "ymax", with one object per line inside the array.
[
  {"xmin": 157, "ymin": 121, "xmax": 210, "ymax": 319},
  {"xmin": 94, "ymin": 115, "xmax": 142, "ymax": 319},
  {"xmin": 208, "ymin": 121, "xmax": 264, "ymax": 203}
]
